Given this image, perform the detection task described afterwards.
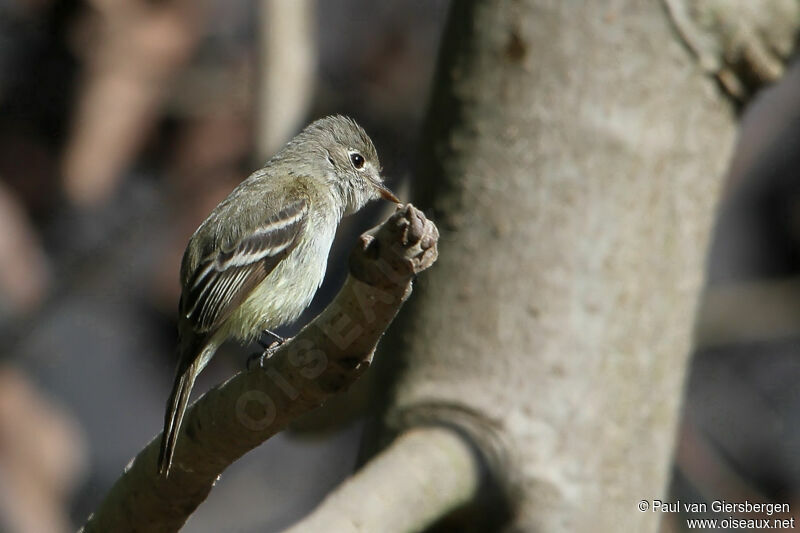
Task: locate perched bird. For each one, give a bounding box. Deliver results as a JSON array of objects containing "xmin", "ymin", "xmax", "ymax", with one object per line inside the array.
[{"xmin": 158, "ymin": 115, "xmax": 399, "ymax": 476}]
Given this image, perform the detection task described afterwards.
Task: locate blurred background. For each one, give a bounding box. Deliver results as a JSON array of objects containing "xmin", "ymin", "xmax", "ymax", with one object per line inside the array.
[{"xmin": 0, "ymin": 0, "xmax": 798, "ymax": 531}]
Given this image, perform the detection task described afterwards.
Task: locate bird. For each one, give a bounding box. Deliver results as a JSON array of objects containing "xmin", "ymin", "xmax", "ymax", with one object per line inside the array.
[{"xmin": 158, "ymin": 115, "xmax": 399, "ymax": 476}]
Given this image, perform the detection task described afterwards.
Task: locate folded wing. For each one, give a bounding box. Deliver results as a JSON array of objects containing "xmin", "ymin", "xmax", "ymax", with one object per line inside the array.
[{"xmin": 182, "ymin": 199, "xmax": 308, "ymax": 333}]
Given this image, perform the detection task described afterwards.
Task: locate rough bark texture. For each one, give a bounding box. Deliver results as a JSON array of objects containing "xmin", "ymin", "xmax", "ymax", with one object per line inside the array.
[
  {"xmin": 80, "ymin": 205, "xmax": 438, "ymax": 533},
  {"xmin": 376, "ymin": 1, "xmax": 747, "ymax": 531}
]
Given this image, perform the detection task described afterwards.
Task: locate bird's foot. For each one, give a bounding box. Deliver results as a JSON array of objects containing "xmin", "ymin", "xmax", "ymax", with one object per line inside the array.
[
  {"xmin": 246, "ymin": 342, "xmax": 279, "ymax": 370},
  {"xmin": 247, "ymin": 332, "xmax": 287, "ymax": 370}
]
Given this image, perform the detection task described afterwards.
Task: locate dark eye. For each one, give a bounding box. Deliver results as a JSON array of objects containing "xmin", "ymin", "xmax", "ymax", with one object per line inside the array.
[{"xmin": 350, "ymin": 152, "xmax": 365, "ymax": 169}]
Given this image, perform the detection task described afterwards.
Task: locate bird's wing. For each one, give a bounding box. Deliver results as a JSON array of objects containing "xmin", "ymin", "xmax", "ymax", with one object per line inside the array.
[{"xmin": 182, "ymin": 199, "xmax": 308, "ymax": 333}]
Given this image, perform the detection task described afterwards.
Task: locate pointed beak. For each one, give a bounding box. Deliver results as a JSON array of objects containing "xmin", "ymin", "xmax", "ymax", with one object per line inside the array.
[{"xmin": 374, "ymin": 180, "xmax": 400, "ymax": 203}]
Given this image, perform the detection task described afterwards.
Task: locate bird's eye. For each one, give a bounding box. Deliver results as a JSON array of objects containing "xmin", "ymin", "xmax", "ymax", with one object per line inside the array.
[{"xmin": 350, "ymin": 152, "xmax": 365, "ymax": 170}]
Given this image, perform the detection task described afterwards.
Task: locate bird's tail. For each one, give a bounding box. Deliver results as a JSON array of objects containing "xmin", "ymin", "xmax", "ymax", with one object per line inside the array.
[{"xmin": 158, "ymin": 340, "xmax": 218, "ymax": 477}]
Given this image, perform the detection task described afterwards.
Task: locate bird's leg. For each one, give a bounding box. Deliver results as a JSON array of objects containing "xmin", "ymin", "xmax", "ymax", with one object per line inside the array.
[
  {"xmin": 258, "ymin": 329, "xmax": 286, "ymax": 349},
  {"xmin": 247, "ymin": 329, "xmax": 287, "ymax": 369}
]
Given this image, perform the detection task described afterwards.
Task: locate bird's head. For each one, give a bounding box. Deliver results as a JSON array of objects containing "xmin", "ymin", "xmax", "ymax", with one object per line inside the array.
[{"xmin": 300, "ymin": 115, "xmax": 399, "ymax": 215}]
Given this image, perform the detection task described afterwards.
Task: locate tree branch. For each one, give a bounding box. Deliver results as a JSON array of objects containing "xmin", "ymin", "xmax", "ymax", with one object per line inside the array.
[
  {"xmin": 284, "ymin": 427, "xmax": 481, "ymax": 533},
  {"xmin": 663, "ymin": 0, "xmax": 799, "ymax": 101},
  {"xmin": 80, "ymin": 204, "xmax": 438, "ymax": 533}
]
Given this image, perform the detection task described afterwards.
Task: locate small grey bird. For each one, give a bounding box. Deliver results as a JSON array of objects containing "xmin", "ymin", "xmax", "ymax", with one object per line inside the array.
[{"xmin": 158, "ymin": 115, "xmax": 399, "ymax": 476}]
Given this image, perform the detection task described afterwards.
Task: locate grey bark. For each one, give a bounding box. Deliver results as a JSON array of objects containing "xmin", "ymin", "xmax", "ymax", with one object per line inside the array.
[
  {"xmin": 284, "ymin": 427, "xmax": 481, "ymax": 533},
  {"xmin": 370, "ymin": 1, "xmax": 749, "ymax": 531},
  {"xmin": 663, "ymin": 0, "xmax": 798, "ymax": 100}
]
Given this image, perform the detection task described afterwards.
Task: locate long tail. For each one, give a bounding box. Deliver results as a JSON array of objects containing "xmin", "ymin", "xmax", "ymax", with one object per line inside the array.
[{"xmin": 158, "ymin": 341, "xmax": 217, "ymax": 477}]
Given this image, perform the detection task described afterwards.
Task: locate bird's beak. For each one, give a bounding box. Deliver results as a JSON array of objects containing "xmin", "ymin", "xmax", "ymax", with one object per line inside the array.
[{"xmin": 374, "ymin": 180, "xmax": 400, "ymax": 203}]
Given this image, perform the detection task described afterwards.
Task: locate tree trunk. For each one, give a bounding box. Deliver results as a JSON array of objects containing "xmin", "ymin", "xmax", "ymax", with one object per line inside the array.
[{"xmin": 377, "ymin": 1, "xmax": 736, "ymax": 531}]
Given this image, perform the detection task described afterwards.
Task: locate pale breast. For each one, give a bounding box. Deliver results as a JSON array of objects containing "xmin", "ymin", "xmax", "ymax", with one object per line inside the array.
[{"xmin": 220, "ymin": 212, "xmax": 337, "ymax": 343}]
